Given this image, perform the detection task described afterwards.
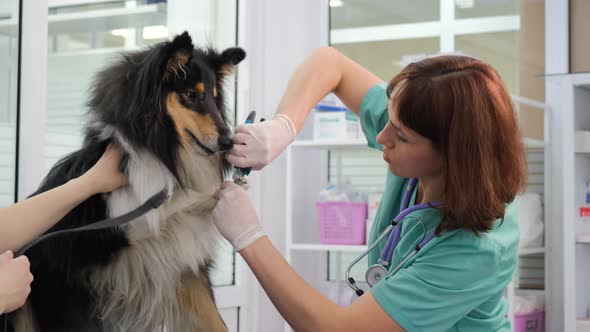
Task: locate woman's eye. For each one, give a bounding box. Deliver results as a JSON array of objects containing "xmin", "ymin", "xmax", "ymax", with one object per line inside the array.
[{"xmin": 397, "ymin": 134, "xmax": 408, "ymax": 142}]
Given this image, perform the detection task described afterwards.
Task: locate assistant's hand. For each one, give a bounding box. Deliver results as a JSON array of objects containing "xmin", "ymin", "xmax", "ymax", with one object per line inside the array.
[
  {"xmin": 227, "ymin": 114, "xmax": 296, "ymax": 170},
  {"xmin": 81, "ymin": 144, "xmax": 129, "ymax": 194},
  {"xmin": 0, "ymin": 250, "xmax": 33, "ymax": 313},
  {"xmin": 213, "ymin": 182, "xmax": 265, "ymax": 252}
]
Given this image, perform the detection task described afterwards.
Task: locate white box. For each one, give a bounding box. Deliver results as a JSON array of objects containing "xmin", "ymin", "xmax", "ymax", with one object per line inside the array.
[{"xmin": 313, "ymin": 109, "xmax": 360, "ymax": 140}]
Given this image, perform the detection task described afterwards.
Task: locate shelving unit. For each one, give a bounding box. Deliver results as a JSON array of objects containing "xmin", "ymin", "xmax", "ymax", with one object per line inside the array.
[
  {"xmin": 546, "ymin": 73, "xmax": 590, "ymax": 331},
  {"xmin": 284, "ymin": 94, "xmax": 548, "ymax": 331}
]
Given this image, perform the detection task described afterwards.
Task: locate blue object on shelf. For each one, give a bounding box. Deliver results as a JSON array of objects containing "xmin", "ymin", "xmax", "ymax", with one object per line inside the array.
[{"xmin": 315, "ymin": 104, "xmax": 348, "ymax": 112}]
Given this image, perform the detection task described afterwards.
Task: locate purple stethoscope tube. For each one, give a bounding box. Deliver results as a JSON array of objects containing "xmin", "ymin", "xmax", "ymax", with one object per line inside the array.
[{"xmin": 345, "ymin": 178, "xmax": 440, "ymax": 297}]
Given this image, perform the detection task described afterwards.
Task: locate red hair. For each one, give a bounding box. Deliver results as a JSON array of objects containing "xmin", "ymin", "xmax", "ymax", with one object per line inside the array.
[{"xmin": 387, "ymin": 55, "xmax": 527, "ymax": 234}]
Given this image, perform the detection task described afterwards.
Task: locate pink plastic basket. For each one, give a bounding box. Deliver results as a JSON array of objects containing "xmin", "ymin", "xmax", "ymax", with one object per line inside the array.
[
  {"xmin": 514, "ymin": 310, "xmax": 544, "ymax": 332},
  {"xmin": 316, "ymin": 202, "xmax": 368, "ymax": 245}
]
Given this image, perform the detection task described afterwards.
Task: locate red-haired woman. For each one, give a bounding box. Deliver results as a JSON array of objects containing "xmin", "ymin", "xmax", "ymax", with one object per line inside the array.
[{"xmin": 213, "ymin": 47, "xmax": 526, "ymax": 331}]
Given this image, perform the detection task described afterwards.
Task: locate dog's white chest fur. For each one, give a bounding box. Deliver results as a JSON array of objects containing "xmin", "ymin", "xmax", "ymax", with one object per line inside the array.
[{"xmin": 91, "ymin": 148, "xmax": 223, "ymax": 331}]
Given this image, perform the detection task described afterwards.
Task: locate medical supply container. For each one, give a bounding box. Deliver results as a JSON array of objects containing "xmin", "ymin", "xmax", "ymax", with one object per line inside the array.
[
  {"xmin": 316, "ymin": 201, "xmax": 367, "ymax": 244},
  {"xmin": 313, "ymin": 107, "xmax": 360, "ymax": 140},
  {"xmin": 513, "ymin": 294, "xmax": 545, "ymax": 332},
  {"xmin": 514, "ymin": 310, "xmax": 544, "ymax": 332},
  {"xmin": 313, "ymin": 93, "xmax": 361, "ymax": 140},
  {"xmin": 316, "ymin": 183, "xmax": 367, "ymax": 244}
]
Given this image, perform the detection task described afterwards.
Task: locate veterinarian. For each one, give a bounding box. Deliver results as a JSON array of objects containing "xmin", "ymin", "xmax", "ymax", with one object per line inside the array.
[
  {"xmin": 0, "ymin": 145, "xmax": 128, "ymax": 314},
  {"xmin": 213, "ymin": 47, "xmax": 525, "ymax": 331}
]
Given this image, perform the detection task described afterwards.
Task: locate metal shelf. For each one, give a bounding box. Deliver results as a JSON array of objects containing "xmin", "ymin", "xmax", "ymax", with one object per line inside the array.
[
  {"xmin": 523, "ymin": 138, "xmax": 545, "ymax": 149},
  {"xmin": 289, "ymin": 243, "xmax": 367, "ymax": 253},
  {"xmin": 514, "ymin": 288, "xmax": 545, "ymax": 296},
  {"xmin": 519, "ymin": 247, "xmax": 545, "ymax": 255}
]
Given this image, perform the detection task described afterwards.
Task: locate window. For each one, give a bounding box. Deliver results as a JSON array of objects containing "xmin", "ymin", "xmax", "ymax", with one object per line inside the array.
[
  {"xmin": 0, "ymin": 0, "xmax": 19, "ymax": 205},
  {"xmin": 328, "ymin": 0, "xmax": 545, "ymax": 283},
  {"xmin": 42, "ymin": 0, "xmax": 239, "ymax": 289},
  {"xmin": 330, "ymin": 0, "xmax": 545, "ymax": 139}
]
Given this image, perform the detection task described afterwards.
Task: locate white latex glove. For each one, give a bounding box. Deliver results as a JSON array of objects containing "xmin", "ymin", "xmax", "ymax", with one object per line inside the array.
[
  {"xmin": 0, "ymin": 250, "xmax": 33, "ymax": 314},
  {"xmin": 212, "ymin": 182, "xmax": 265, "ymax": 252},
  {"xmin": 227, "ymin": 114, "xmax": 296, "ymax": 170}
]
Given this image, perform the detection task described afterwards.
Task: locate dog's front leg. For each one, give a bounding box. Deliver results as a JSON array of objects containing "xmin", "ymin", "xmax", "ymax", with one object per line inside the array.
[
  {"xmin": 178, "ymin": 271, "xmax": 228, "ymax": 332},
  {"xmin": 163, "ymin": 190, "xmax": 217, "ymax": 219}
]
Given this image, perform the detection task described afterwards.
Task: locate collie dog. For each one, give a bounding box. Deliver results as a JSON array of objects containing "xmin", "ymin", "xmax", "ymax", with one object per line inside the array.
[{"xmin": 10, "ymin": 31, "xmax": 244, "ymax": 332}]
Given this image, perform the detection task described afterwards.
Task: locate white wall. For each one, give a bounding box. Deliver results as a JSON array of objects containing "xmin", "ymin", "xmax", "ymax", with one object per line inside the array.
[
  {"xmin": 545, "ymin": 0, "xmax": 570, "ymax": 330},
  {"xmin": 18, "ymin": 0, "xmax": 48, "ymax": 200}
]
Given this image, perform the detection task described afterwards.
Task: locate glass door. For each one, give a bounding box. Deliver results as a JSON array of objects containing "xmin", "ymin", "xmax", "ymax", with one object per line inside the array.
[{"xmin": 0, "ymin": 0, "xmax": 19, "ymax": 206}]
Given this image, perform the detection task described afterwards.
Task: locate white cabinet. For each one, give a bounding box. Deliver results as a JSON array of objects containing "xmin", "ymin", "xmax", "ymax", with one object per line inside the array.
[{"xmin": 545, "ymin": 73, "xmax": 590, "ymax": 331}]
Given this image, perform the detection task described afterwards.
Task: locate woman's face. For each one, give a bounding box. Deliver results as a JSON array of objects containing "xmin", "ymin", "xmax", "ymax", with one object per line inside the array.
[{"xmin": 376, "ymin": 97, "xmax": 443, "ymax": 179}]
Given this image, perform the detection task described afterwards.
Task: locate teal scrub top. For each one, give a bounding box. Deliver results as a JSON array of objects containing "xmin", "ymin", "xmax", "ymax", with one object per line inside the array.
[{"xmin": 359, "ymin": 83, "xmax": 520, "ymax": 331}]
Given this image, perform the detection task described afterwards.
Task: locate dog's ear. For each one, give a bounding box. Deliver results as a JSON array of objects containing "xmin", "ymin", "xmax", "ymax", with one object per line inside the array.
[
  {"xmin": 164, "ymin": 31, "xmax": 194, "ymax": 80},
  {"xmin": 215, "ymin": 47, "xmax": 246, "ymax": 79}
]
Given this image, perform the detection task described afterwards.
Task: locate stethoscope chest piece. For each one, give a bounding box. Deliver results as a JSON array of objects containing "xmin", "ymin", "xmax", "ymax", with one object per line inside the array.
[{"xmin": 366, "ymin": 264, "xmax": 388, "ymax": 287}]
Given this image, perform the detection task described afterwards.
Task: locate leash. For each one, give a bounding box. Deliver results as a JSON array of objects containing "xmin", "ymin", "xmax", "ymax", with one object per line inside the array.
[{"xmin": 1, "ymin": 189, "xmax": 169, "ymax": 331}]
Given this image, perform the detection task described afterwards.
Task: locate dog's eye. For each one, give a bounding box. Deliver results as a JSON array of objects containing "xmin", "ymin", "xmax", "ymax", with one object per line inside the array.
[{"xmin": 184, "ymin": 91, "xmax": 197, "ymax": 100}]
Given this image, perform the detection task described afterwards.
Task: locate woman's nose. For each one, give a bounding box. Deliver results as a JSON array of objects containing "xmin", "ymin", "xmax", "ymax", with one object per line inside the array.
[{"xmin": 377, "ymin": 125, "xmax": 394, "ymax": 147}]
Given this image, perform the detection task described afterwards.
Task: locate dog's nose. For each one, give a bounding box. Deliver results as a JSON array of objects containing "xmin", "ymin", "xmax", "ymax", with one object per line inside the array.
[{"xmin": 218, "ymin": 136, "xmax": 233, "ymax": 151}]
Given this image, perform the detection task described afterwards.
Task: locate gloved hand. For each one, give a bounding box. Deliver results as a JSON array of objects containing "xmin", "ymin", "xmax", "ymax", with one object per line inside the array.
[
  {"xmin": 212, "ymin": 181, "xmax": 265, "ymax": 252},
  {"xmin": 227, "ymin": 114, "xmax": 296, "ymax": 170}
]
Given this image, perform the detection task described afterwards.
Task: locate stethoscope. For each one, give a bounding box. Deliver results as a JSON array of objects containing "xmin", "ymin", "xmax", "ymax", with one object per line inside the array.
[{"xmin": 345, "ymin": 178, "xmax": 440, "ymax": 297}]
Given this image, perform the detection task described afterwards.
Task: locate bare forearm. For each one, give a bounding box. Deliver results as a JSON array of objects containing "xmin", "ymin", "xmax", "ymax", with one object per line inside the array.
[
  {"xmin": 275, "ymin": 47, "xmax": 345, "ymax": 132},
  {"xmin": 275, "ymin": 47, "xmax": 382, "ymax": 133},
  {"xmin": 0, "ymin": 177, "xmax": 95, "ymax": 252},
  {"xmin": 240, "ymin": 236, "xmax": 342, "ymax": 331}
]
